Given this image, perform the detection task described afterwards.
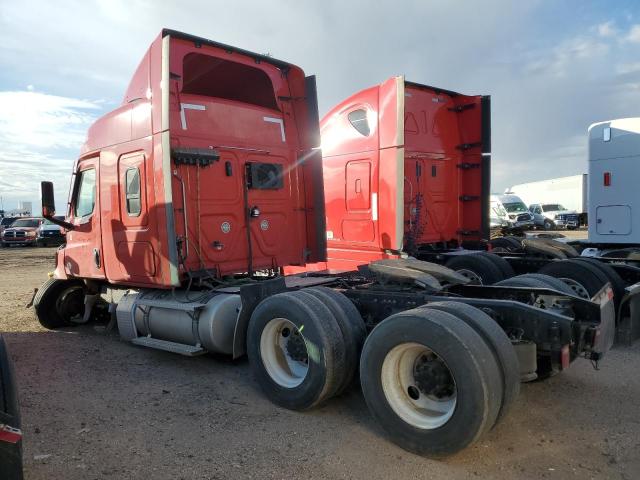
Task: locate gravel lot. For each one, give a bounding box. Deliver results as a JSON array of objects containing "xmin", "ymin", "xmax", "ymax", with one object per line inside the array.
[{"xmin": 1, "ymin": 245, "xmax": 639, "ymax": 480}]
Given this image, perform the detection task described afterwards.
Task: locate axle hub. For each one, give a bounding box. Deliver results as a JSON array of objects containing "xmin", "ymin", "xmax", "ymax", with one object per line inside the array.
[
  {"xmin": 284, "ymin": 328, "xmax": 307, "ymax": 363},
  {"xmin": 413, "ymin": 353, "xmax": 455, "ymax": 399}
]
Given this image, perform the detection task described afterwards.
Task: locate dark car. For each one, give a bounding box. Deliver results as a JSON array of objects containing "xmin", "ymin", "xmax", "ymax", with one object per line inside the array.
[
  {"xmin": 0, "ymin": 335, "xmax": 23, "ymax": 479},
  {"xmin": 37, "ymin": 216, "xmax": 66, "ymax": 247},
  {"xmin": 1, "ymin": 218, "xmax": 43, "ymax": 247},
  {"xmin": 0, "ymin": 217, "xmax": 16, "ymax": 237}
]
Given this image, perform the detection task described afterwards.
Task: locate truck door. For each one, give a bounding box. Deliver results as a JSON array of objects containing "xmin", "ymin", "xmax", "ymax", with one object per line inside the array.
[
  {"xmin": 64, "ymin": 157, "xmax": 105, "ymax": 279},
  {"xmin": 244, "ymin": 153, "xmax": 294, "ymax": 271}
]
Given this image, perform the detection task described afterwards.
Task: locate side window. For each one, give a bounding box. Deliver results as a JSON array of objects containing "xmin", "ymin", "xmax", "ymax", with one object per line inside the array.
[
  {"xmin": 74, "ymin": 169, "xmax": 96, "ymax": 218},
  {"xmin": 529, "ymin": 205, "xmax": 535, "ymax": 212},
  {"xmin": 536, "ymin": 206, "xmax": 542, "ymax": 214},
  {"xmin": 348, "ymin": 109, "xmax": 370, "ymax": 136},
  {"xmin": 125, "ymin": 168, "xmax": 141, "ymax": 216}
]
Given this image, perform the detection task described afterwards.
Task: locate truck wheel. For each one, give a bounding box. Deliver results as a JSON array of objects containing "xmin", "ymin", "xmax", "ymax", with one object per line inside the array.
[
  {"xmin": 476, "ymin": 252, "xmax": 515, "ymax": 279},
  {"xmin": 530, "ymin": 237, "xmax": 579, "ymax": 258},
  {"xmin": 33, "ymin": 278, "xmax": 85, "ymax": 329},
  {"xmin": 538, "ymin": 259, "xmax": 609, "ymax": 300},
  {"xmin": 572, "ymin": 258, "xmax": 626, "ymax": 309},
  {"xmin": 445, "ymin": 254, "xmax": 505, "ymax": 285},
  {"xmin": 304, "ymin": 287, "xmax": 366, "ymax": 395},
  {"xmin": 360, "ymin": 308, "xmax": 502, "ymax": 457},
  {"xmin": 247, "ymin": 291, "xmax": 346, "ymax": 410},
  {"xmin": 421, "ymin": 302, "xmax": 519, "ymax": 427},
  {"xmin": 489, "ymin": 236, "xmax": 521, "ymax": 251},
  {"xmin": 543, "ymin": 219, "xmax": 555, "ymax": 230},
  {"xmin": 497, "ymin": 273, "xmax": 576, "ymax": 295}
]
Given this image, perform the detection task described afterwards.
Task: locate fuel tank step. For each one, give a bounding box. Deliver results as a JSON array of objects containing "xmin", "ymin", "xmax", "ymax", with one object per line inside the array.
[
  {"xmin": 131, "ymin": 337, "xmax": 206, "ymax": 356},
  {"xmin": 134, "ymin": 298, "xmax": 207, "ymax": 312}
]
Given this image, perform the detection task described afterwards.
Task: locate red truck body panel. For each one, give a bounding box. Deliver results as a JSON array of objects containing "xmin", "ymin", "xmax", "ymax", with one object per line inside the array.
[
  {"xmin": 59, "ymin": 30, "xmax": 325, "ymax": 288},
  {"xmin": 319, "ymin": 76, "xmax": 490, "ymax": 271}
]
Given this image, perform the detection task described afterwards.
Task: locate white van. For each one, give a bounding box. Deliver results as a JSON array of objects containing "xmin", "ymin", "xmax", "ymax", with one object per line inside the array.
[{"xmin": 490, "ymin": 194, "xmax": 535, "ymax": 229}]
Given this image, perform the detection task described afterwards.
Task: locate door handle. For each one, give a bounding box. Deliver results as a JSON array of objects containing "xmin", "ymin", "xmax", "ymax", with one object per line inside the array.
[{"xmin": 93, "ymin": 248, "xmax": 101, "ymax": 269}]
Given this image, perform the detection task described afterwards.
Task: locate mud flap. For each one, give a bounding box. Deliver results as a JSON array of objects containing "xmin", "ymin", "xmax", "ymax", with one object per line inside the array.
[
  {"xmin": 615, "ymin": 282, "xmax": 640, "ymax": 345},
  {"xmin": 592, "ymin": 285, "xmax": 616, "ymax": 357}
]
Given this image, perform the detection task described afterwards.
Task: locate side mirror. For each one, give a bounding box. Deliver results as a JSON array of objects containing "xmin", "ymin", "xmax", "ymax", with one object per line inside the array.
[
  {"xmin": 41, "ymin": 181, "xmax": 56, "ymax": 218},
  {"xmin": 40, "ymin": 181, "xmax": 74, "ymax": 230}
]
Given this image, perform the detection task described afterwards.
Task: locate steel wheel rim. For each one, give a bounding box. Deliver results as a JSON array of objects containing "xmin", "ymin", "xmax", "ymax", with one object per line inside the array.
[
  {"xmin": 260, "ymin": 318, "xmax": 309, "ymax": 388},
  {"xmin": 381, "ymin": 342, "xmax": 457, "ymax": 430},
  {"xmin": 559, "ymin": 278, "xmax": 590, "ymax": 299},
  {"xmin": 457, "ymin": 269, "xmax": 483, "ymax": 285}
]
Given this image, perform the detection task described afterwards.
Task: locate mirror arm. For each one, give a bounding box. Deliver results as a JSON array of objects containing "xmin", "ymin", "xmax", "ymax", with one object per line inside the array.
[{"xmin": 42, "ymin": 210, "xmax": 75, "ymax": 230}]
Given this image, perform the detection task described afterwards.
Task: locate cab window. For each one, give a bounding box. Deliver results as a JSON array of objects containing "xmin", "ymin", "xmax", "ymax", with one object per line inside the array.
[
  {"xmin": 348, "ymin": 109, "xmax": 370, "ymax": 136},
  {"xmin": 74, "ymin": 169, "xmax": 96, "ymax": 218},
  {"xmin": 125, "ymin": 167, "xmax": 141, "ymax": 216}
]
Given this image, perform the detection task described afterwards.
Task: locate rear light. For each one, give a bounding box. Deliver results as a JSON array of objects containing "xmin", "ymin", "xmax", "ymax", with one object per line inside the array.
[
  {"xmin": 561, "ymin": 345, "xmax": 570, "ymax": 370},
  {"xmin": 604, "ymin": 172, "xmax": 611, "ymax": 186},
  {"xmin": 0, "ymin": 424, "xmax": 22, "ymax": 444}
]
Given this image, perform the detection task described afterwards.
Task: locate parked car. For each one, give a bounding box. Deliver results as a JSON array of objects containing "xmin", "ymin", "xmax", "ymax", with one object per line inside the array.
[
  {"xmin": 490, "ymin": 194, "xmax": 534, "ymax": 230},
  {"xmin": 0, "ymin": 217, "xmax": 16, "ymax": 237},
  {"xmin": 528, "ymin": 203, "xmax": 579, "ymax": 230},
  {"xmin": 37, "ymin": 216, "xmax": 66, "ymax": 247},
  {"xmin": 0, "ymin": 218, "xmax": 44, "ymax": 247}
]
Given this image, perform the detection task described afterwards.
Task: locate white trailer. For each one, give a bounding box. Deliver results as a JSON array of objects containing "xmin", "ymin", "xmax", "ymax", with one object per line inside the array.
[
  {"xmin": 588, "ymin": 118, "xmax": 640, "ymax": 246},
  {"xmin": 507, "ymin": 174, "xmax": 588, "ymax": 222}
]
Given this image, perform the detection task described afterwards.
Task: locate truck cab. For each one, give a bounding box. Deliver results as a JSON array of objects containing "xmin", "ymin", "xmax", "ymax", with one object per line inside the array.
[
  {"xmin": 320, "ymin": 77, "xmax": 491, "ymax": 270},
  {"xmin": 42, "ymin": 29, "xmax": 324, "ymax": 289},
  {"xmin": 588, "ymin": 118, "xmax": 640, "ymax": 245}
]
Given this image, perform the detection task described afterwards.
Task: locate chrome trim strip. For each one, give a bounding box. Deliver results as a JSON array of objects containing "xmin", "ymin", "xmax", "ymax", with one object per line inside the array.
[{"xmin": 160, "ymin": 37, "xmax": 180, "ymax": 286}]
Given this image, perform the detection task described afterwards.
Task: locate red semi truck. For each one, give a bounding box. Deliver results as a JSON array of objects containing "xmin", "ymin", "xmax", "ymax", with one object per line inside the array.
[
  {"xmin": 316, "ymin": 78, "xmax": 640, "ymax": 345},
  {"xmin": 35, "ymin": 30, "xmax": 618, "ymax": 456}
]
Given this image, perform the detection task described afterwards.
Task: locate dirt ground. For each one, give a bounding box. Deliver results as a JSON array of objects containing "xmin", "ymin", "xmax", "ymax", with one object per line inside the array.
[{"xmin": 1, "ymin": 245, "xmax": 639, "ymax": 480}]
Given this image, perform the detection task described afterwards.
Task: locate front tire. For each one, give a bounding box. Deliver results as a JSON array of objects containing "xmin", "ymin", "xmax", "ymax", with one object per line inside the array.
[
  {"xmin": 360, "ymin": 308, "xmax": 502, "ymax": 457},
  {"xmin": 33, "ymin": 278, "xmax": 85, "ymax": 329}
]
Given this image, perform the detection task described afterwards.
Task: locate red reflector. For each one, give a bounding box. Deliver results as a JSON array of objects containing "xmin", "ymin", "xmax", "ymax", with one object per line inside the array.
[
  {"xmin": 561, "ymin": 345, "xmax": 570, "ymax": 370},
  {"xmin": 0, "ymin": 424, "xmax": 22, "ymax": 444},
  {"xmin": 604, "ymin": 172, "xmax": 611, "ymax": 186}
]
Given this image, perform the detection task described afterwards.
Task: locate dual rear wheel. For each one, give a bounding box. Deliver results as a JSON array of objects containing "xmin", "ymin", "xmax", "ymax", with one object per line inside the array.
[{"xmin": 248, "ymin": 289, "xmax": 519, "ymax": 457}]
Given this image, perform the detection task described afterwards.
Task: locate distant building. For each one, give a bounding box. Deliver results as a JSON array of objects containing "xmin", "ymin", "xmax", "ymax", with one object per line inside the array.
[{"xmin": 7, "ymin": 201, "xmax": 33, "ymax": 217}]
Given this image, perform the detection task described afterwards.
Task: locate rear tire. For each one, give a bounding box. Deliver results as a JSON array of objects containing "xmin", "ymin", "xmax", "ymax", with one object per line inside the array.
[
  {"xmin": 538, "ymin": 259, "xmax": 611, "ymax": 301},
  {"xmin": 572, "ymin": 258, "xmax": 626, "ymax": 309},
  {"xmin": 360, "ymin": 308, "xmax": 502, "ymax": 457},
  {"xmin": 489, "ymin": 236, "xmax": 521, "ymax": 251},
  {"xmin": 33, "ymin": 278, "xmax": 85, "ymax": 329},
  {"xmin": 497, "ymin": 273, "xmax": 576, "ymax": 295},
  {"xmin": 247, "ymin": 291, "xmax": 346, "ymax": 410},
  {"xmin": 304, "ymin": 287, "xmax": 366, "ymax": 394},
  {"xmin": 445, "ymin": 254, "xmax": 505, "ymax": 285},
  {"xmin": 476, "ymin": 252, "xmax": 515, "ymax": 279},
  {"xmin": 421, "ymin": 301, "xmax": 520, "ymax": 426}
]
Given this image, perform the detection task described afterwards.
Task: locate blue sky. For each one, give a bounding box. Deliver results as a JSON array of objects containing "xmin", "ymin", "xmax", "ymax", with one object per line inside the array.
[{"xmin": 1, "ymin": 0, "xmax": 639, "ymax": 212}]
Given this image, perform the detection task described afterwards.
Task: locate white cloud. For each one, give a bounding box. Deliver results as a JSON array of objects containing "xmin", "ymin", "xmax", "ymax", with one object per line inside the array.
[
  {"xmin": 597, "ymin": 21, "xmax": 617, "ymax": 38},
  {"xmin": 0, "ymin": 91, "xmax": 99, "ymax": 150},
  {"xmin": 616, "ymin": 62, "xmax": 640, "ymax": 75},
  {"xmin": 0, "ymin": 90, "xmax": 101, "ymax": 210},
  {"xmin": 626, "ymin": 24, "xmax": 640, "ymax": 43},
  {"xmin": 524, "ymin": 36, "xmax": 609, "ymax": 77}
]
